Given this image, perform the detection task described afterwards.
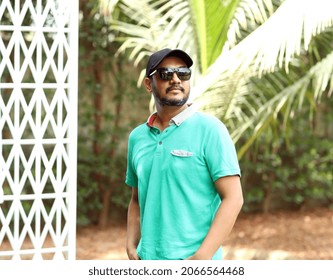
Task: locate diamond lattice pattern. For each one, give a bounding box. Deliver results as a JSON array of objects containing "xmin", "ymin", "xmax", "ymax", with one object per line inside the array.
[{"xmin": 0, "ymin": 0, "xmax": 76, "ymax": 259}]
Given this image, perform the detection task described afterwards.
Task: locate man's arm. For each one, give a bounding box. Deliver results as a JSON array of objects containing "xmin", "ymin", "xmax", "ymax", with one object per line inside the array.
[
  {"xmin": 126, "ymin": 187, "xmax": 141, "ymax": 260},
  {"xmin": 188, "ymin": 175, "xmax": 244, "ymax": 260}
]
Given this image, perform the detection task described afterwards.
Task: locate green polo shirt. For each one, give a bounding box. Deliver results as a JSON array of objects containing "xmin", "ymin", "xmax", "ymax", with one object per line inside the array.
[{"xmin": 126, "ymin": 105, "xmax": 240, "ymax": 260}]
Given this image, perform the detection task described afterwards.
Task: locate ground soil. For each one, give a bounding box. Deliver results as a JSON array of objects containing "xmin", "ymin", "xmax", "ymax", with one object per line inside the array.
[{"xmin": 76, "ymin": 207, "xmax": 333, "ymax": 260}]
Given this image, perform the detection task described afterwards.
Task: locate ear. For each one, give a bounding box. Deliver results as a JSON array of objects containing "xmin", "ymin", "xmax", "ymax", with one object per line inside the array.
[{"xmin": 144, "ymin": 77, "xmax": 152, "ymax": 93}]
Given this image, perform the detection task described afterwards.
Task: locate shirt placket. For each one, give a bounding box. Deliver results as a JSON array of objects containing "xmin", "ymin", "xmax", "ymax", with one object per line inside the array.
[{"xmin": 152, "ymin": 125, "xmax": 176, "ymax": 157}]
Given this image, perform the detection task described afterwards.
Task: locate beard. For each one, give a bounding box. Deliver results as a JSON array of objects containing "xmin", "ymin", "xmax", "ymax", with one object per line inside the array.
[{"xmin": 152, "ymin": 83, "xmax": 189, "ymax": 106}]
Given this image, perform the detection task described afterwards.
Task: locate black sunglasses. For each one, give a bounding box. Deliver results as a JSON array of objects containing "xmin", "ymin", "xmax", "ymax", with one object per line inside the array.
[{"xmin": 149, "ymin": 67, "xmax": 191, "ymax": 81}]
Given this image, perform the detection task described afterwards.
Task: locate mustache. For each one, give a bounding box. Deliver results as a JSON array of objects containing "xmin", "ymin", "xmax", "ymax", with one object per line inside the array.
[{"xmin": 166, "ymin": 86, "xmax": 184, "ymax": 93}]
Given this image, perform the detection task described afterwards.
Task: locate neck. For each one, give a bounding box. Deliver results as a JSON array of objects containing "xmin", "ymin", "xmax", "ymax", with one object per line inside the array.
[{"xmin": 154, "ymin": 103, "xmax": 188, "ymax": 130}]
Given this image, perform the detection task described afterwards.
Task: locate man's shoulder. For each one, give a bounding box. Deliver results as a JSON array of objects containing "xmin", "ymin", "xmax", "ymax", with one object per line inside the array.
[
  {"xmin": 129, "ymin": 122, "xmax": 148, "ymax": 138},
  {"xmin": 191, "ymin": 111, "xmax": 226, "ymax": 128}
]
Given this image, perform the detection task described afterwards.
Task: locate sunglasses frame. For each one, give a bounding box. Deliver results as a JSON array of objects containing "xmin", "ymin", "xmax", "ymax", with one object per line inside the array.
[{"xmin": 149, "ymin": 67, "xmax": 191, "ymax": 81}]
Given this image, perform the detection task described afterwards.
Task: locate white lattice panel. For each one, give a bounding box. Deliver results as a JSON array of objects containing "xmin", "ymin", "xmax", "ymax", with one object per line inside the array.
[{"xmin": 0, "ymin": 0, "xmax": 78, "ymax": 259}]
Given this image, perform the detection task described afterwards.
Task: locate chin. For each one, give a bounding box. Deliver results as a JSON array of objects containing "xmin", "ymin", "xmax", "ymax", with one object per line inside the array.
[{"xmin": 160, "ymin": 99, "xmax": 188, "ymax": 106}]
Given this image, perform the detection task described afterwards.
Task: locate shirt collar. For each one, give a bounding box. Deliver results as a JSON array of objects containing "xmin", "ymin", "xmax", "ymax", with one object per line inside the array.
[{"xmin": 147, "ymin": 103, "xmax": 197, "ymax": 127}]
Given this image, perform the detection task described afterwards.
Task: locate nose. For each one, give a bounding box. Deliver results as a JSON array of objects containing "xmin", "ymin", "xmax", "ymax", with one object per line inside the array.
[{"xmin": 170, "ymin": 72, "xmax": 181, "ymax": 83}]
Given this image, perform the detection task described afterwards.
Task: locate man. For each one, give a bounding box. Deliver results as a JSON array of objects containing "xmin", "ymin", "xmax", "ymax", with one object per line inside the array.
[{"xmin": 125, "ymin": 48, "xmax": 243, "ymax": 260}]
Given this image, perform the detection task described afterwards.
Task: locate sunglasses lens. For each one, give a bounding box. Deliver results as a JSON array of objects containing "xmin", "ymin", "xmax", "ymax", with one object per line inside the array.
[
  {"xmin": 159, "ymin": 71, "xmax": 174, "ymax": 80},
  {"xmin": 176, "ymin": 69, "xmax": 191, "ymax": 80},
  {"xmin": 157, "ymin": 68, "xmax": 191, "ymax": 81}
]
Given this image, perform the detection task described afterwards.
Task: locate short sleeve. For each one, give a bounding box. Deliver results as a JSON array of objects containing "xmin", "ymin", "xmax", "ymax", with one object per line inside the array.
[
  {"xmin": 204, "ymin": 119, "xmax": 241, "ymax": 182},
  {"xmin": 125, "ymin": 135, "xmax": 138, "ymax": 188}
]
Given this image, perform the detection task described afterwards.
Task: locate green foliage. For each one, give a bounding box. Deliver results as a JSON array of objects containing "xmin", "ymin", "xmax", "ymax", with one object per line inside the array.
[
  {"xmin": 76, "ymin": 0, "xmax": 151, "ymax": 226},
  {"xmin": 240, "ymin": 96, "xmax": 333, "ymax": 212},
  {"xmin": 189, "ymin": 0, "xmax": 240, "ymax": 72},
  {"xmin": 77, "ymin": 141, "xmax": 102, "ymax": 226},
  {"xmin": 74, "ymin": 0, "xmax": 333, "ymax": 226}
]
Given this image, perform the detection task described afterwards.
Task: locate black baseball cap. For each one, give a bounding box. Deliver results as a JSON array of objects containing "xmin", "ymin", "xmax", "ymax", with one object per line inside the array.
[{"xmin": 145, "ymin": 48, "xmax": 193, "ymax": 77}]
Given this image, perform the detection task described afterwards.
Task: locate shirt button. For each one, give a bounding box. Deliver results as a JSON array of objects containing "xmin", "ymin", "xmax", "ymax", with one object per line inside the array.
[{"xmin": 159, "ymin": 141, "xmax": 162, "ymax": 145}]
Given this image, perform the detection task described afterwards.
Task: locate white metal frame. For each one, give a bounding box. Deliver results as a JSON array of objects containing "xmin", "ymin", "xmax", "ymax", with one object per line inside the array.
[{"xmin": 0, "ymin": 0, "xmax": 78, "ymax": 260}]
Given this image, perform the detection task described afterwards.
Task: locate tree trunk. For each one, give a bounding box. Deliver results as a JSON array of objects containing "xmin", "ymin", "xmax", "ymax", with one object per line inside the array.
[
  {"xmin": 262, "ymin": 146, "xmax": 278, "ymax": 213},
  {"xmin": 262, "ymin": 178, "xmax": 272, "ymax": 214},
  {"xmin": 98, "ymin": 62, "xmax": 124, "ymax": 229},
  {"xmin": 80, "ymin": 0, "xmax": 108, "ymax": 228}
]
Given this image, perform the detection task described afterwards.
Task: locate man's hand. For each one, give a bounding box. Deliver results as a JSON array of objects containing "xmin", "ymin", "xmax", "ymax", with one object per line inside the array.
[
  {"xmin": 126, "ymin": 246, "xmax": 140, "ymax": 260},
  {"xmin": 185, "ymin": 252, "xmax": 211, "ymax": 260},
  {"xmin": 126, "ymin": 188, "xmax": 141, "ymax": 260}
]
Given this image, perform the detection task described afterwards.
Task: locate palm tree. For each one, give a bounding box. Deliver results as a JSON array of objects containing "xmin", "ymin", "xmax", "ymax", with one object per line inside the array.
[{"xmin": 100, "ymin": 0, "xmax": 333, "ymax": 158}]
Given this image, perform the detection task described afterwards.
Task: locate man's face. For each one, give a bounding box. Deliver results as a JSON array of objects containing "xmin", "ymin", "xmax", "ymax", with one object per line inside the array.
[{"xmin": 148, "ymin": 56, "xmax": 191, "ymax": 107}]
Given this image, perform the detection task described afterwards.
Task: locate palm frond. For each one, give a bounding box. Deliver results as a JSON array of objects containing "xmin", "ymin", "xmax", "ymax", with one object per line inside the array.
[
  {"xmin": 234, "ymin": 50, "xmax": 333, "ymax": 158},
  {"xmin": 227, "ymin": 0, "xmax": 278, "ymax": 48},
  {"xmin": 99, "ymin": 0, "xmax": 120, "ymax": 16},
  {"xmin": 189, "ymin": 0, "xmax": 240, "ymax": 72},
  {"xmin": 223, "ymin": 0, "xmax": 333, "ymax": 76},
  {"xmin": 101, "ymin": 0, "xmax": 333, "ymax": 157}
]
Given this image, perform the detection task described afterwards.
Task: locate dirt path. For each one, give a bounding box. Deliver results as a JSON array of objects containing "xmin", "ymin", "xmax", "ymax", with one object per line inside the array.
[{"xmin": 76, "ymin": 207, "xmax": 333, "ymax": 260}]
